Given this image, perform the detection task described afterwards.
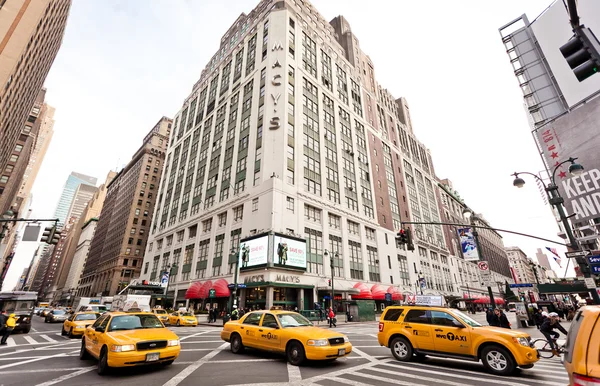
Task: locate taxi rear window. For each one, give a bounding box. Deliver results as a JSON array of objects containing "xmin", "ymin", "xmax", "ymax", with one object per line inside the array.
[{"xmin": 383, "ymin": 308, "xmax": 404, "ymax": 321}]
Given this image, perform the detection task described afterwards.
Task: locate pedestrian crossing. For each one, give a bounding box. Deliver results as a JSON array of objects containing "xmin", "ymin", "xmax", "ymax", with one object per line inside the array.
[{"xmin": 0, "ymin": 332, "xmax": 68, "ymax": 348}]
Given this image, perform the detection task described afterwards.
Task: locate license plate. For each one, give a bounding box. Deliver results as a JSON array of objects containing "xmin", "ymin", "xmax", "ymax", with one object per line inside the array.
[
  {"xmin": 338, "ymin": 348, "xmax": 345, "ymax": 356},
  {"xmin": 146, "ymin": 353, "xmax": 160, "ymax": 362}
]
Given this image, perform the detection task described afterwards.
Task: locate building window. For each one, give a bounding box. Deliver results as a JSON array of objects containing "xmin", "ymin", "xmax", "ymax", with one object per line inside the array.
[
  {"xmin": 202, "ymin": 219, "xmax": 212, "ymax": 233},
  {"xmin": 328, "ymin": 213, "xmax": 340, "ymax": 229},
  {"xmin": 252, "ymin": 198, "xmax": 259, "ymax": 211},
  {"xmin": 349, "ymin": 240, "xmax": 363, "ymax": 280},
  {"xmin": 286, "ymin": 197, "xmax": 294, "ymax": 212},
  {"xmin": 125, "ymin": 248, "xmax": 131, "ymax": 255},
  {"xmin": 130, "ymin": 228, "xmax": 136, "ymax": 235},
  {"xmin": 305, "ymin": 227, "xmax": 323, "ymax": 275},
  {"xmin": 347, "ymin": 220, "xmax": 360, "ymax": 236},
  {"xmin": 233, "ymin": 205, "xmax": 244, "ymax": 221},
  {"xmin": 188, "ymin": 225, "xmax": 197, "ymax": 238}
]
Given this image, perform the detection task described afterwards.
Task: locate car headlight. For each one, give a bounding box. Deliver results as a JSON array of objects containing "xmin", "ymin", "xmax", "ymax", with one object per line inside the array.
[
  {"xmin": 513, "ymin": 337, "xmax": 530, "ymax": 347},
  {"xmin": 75, "ymin": 325, "xmax": 85, "ymax": 329},
  {"xmin": 110, "ymin": 344, "xmax": 135, "ymax": 352},
  {"xmin": 168, "ymin": 339, "xmax": 180, "ymax": 347},
  {"xmin": 343, "ymin": 336, "xmax": 349, "ymax": 343},
  {"xmin": 307, "ymin": 339, "xmax": 329, "ymax": 346}
]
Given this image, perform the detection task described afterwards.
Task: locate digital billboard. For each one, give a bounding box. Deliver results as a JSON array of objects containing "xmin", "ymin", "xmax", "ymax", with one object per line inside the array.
[
  {"xmin": 273, "ymin": 235, "xmax": 306, "ymax": 269},
  {"xmin": 239, "ymin": 235, "xmax": 268, "ymax": 269}
]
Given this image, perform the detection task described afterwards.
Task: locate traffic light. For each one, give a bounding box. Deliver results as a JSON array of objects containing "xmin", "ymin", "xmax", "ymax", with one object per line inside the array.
[
  {"xmin": 396, "ymin": 229, "xmax": 408, "ymax": 245},
  {"xmin": 328, "ymin": 279, "xmax": 331, "ymax": 286},
  {"xmin": 559, "ymin": 26, "xmax": 600, "ymax": 82},
  {"xmin": 405, "ymin": 227, "xmax": 415, "ymax": 251},
  {"xmin": 40, "ymin": 226, "xmax": 55, "ymax": 244},
  {"xmin": 51, "ymin": 228, "xmax": 62, "ymax": 245}
]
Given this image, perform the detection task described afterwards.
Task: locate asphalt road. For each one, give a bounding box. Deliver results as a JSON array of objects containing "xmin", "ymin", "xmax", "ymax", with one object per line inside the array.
[{"xmin": 0, "ymin": 315, "xmax": 568, "ymax": 386}]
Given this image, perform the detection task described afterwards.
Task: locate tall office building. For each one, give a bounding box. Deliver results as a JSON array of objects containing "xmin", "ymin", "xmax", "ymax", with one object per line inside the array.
[
  {"xmin": 139, "ymin": 0, "xmax": 512, "ymax": 311},
  {"xmin": 54, "ymin": 172, "xmax": 98, "ymax": 224},
  {"xmin": 505, "ymin": 247, "xmax": 536, "ymax": 285},
  {"xmin": 78, "ymin": 117, "xmax": 171, "ymax": 297},
  {"xmin": 53, "ymin": 171, "xmax": 117, "ymax": 303},
  {"xmin": 0, "ymin": 0, "xmax": 71, "ymax": 214},
  {"xmin": 499, "ymin": 1, "xmax": 600, "ymax": 251}
]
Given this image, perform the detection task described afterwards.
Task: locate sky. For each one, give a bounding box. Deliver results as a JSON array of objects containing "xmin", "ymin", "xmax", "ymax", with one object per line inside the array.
[{"xmin": 4, "ymin": 0, "xmax": 574, "ymax": 290}]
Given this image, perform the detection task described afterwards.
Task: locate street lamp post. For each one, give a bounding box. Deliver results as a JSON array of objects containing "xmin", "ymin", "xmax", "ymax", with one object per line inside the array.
[
  {"xmin": 462, "ymin": 208, "xmax": 496, "ymax": 309},
  {"xmin": 228, "ymin": 248, "xmax": 239, "ymax": 313},
  {"xmin": 163, "ymin": 264, "xmax": 178, "ymax": 309},
  {"xmin": 417, "ymin": 271, "xmax": 424, "ymax": 295},
  {"xmin": 512, "ymin": 157, "xmax": 600, "ymax": 305},
  {"xmin": 324, "ymin": 250, "xmax": 336, "ymax": 310}
]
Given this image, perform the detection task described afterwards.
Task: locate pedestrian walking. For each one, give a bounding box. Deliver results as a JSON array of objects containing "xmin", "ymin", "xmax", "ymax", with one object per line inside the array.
[
  {"xmin": 1, "ymin": 313, "xmax": 16, "ymax": 345},
  {"xmin": 328, "ymin": 307, "xmax": 336, "ymax": 328},
  {"xmin": 567, "ymin": 309, "xmax": 575, "ymax": 322},
  {"xmin": 230, "ymin": 305, "xmax": 239, "ymax": 321},
  {"xmin": 486, "ymin": 308, "xmax": 498, "ymax": 326},
  {"xmin": 0, "ymin": 311, "xmax": 7, "ymax": 337},
  {"xmin": 493, "ymin": 308, "xmax": 511, "ymax": 329}
]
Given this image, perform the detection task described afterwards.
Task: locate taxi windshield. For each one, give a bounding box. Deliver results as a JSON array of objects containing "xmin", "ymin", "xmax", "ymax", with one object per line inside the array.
[
  {"xmin": 452, "ymin": 310, "xmax": 482, "ymax": 327},
  {"xmin": 75, "ymin": 313, "xmax": 99, "ymax": 321},
  {"xmin": 181, "ymin": 312, "xmax": 194, "ymax": 317},
  {"xmin": 277, "ymin": 313, "xmax": 312, "ymax": 327},
  {"xmin": 108, "ymin": 314, "xmax": 163, "ymax": 331}
]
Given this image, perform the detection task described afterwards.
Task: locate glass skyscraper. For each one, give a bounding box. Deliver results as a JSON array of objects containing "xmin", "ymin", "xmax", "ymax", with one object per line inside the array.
[{"xmin": 53, "ymin": 172, "xmax": 97, "ymax": 225}]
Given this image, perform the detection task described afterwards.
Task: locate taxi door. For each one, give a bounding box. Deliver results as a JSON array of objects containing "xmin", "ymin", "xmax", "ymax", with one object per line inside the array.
[
  {"xmin": 257, "ymin": 313, "xmax": 282, "ymax": 351},
  {"xmin": 87, "ymin": 314, "xmax": 110, "ymax": 358},
  {"xmin": 169, "ymin": 312, "xmax": 178, "ymax": 325},
  {"xmin": 430, "ymin": 310, "xmax": 471, "ymax": 356},
  {"xmin": 239, "ymin": 313, "xmax": 262, "ymax": 348},
  {"xmin": 65, "ymin": 314, "xmax": 75, "ymax": 333},
  {"xmin": 401, "ymin": 309, "xmax": 434, "ymax": 350}
]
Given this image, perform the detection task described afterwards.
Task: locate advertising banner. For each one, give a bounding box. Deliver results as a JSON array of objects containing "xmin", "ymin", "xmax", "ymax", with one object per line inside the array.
[
  {"xmin": 536, "ymin": 96, "xmax": 600, "ymax": 223},
  {"xmin": 415, "ymin": 295, "xmax": 443, "ymax": 306},
  {"xmin": 273, "ymin": 235, "xmax": 306, "ymax": 269},
  {"xmin": 160, "ymin": 271, "xmax": 169, "ymax": 288},
  {"xmin": 239, "ymin": 236, "xmax": 269, "ymax": 268},
  {"xmin": 457, "ymin": 227, "xmax": 479, "ymax": 261}
]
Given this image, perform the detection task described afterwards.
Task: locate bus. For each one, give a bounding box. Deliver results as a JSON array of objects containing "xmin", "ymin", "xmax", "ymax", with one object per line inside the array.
[{"xmin": 0, "ymin": 291, "xmax": 37, "ymax": 333}]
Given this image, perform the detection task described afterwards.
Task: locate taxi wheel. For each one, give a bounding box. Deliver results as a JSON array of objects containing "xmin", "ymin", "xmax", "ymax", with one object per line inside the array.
[
  {"xmin": 176, "ymin": 320, "xmax": 180, "ymax": 327},
  {"xmin": 286, "ymin": 341, "xmax": 306, "ymax": 366},
  {"xmin": 231, "ymin": 334, "xmax": 245, "ymax": 354},
  {"xmin": 97, "ymin": 347, "xmax": 110, "ymax": 375},
  {"xmin": 68, "ymin": 328, "xmax": 75, "ymax": 339},
  {"xmin": 61, "ymin": 327, "xmax": 67, "ymax": 336},
  {"xmin": 79, "ymin": 340, "xmax": 90, "ymax": 360},
  {"xmin": 481, "ymin": 345, "xmax": 516, "ymax": 376},
  {"xmin": 390, "ymin": 337, "xmax": 413, "ymax": 362}
]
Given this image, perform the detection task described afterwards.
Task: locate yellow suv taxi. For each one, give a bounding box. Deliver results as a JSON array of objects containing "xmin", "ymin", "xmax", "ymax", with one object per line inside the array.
[
  {"xmin": 221, "ymin": 310, "xmax": 352, "ymax": 366},
  {"xmin": 378, "ymin": 305, "xmax": 539, "ymax": 375},
  {"xmin": 562, "ymin": 306, "xmax": 600, "ymax": 385},
  {"xmin": 80, "ymin": 311, "xmax": 181, "ymax": 375}
]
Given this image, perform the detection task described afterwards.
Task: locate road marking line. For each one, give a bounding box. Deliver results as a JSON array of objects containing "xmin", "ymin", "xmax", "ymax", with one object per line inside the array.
[
  {"xmin": 40, "ymin": 334, "xmax": 57, "ymax": 343},
  {"xmin": 287, "ymin": 362, "xmax": 302, "ymax": 382},
  {"xmin": 31, "ymin": 328, "xmax": 37, "ymax": 332},
  {"xmin": 210, "ymin": 358, "xmax": 279, "ymax": 363},
  {"xmin": 181, "ymin": 348, "xmax": 227, "ymax": 352},
  {"xmin": 24, "ymin": 336, "xmax": 37, "ymax": 344},
  {"xmin": 34, "ymin": 366, "xmax": 96, "ymax": 386},
  {"xmin": 0, "ymin": 350, "xmax": 78, "ymax": 370},
  {"xmin": 0, "ymin": 367, "xmax": 91, "ymax": 374},
  {"xmin": 179, "ymin": 331, "xmax": 213, "ymax": 341},
  {"xmin": 162, "ymin": 342, "xmax": 229, "ymax": 386},
  {"xmin": 351, "ymin": 347, "xmax": 378, "ymax": 362},
  {"xmin": 6, "ymin": 338, "xmax": 15, "ymax": 347}
]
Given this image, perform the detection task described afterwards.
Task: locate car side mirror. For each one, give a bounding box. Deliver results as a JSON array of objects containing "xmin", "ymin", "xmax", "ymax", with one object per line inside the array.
[
  {"xmin": 265, "ymin": 323, "xmax": 279, "ymax": 329},
  {"xmin": 95, "ymin": 326, "xmax": 105, "ymax": 333}
]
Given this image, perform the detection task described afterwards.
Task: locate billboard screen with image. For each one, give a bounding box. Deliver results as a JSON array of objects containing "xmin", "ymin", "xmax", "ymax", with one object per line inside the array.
[
  {"xmin": 273, "ymin": 235, "xmax": 306, "ymax": 269},
  {"xmin": 239, "ymin": 236, "xmax": 269, "ymax": 269}
]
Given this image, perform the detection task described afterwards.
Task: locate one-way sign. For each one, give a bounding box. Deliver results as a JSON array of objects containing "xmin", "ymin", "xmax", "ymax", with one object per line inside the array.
[{"xmin": 565, "ymin": 250, "xmax": 591, "ymax": 258}]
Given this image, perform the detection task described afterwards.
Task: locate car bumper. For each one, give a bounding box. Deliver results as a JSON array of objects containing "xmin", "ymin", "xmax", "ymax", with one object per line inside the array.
[
  {"xmin": 70, "ymin": 328, "xmax": 86, "ymax": 336},
  {"xmin": 181, "ymin": 320, "xmax": 197, "ymax": 326},
  {"xmin": 220, "ymin": 331, "xmax": 231, "ymax": 342},
  {"xmin": 107, "ymin": 346, "xmax": 181, "ymax": 367},
  {"xmin": 514, "ymin": 346, "xmax": 540, "ymax": 366},
  {"xmin": 305, "ymin": 343, "xmax": 352, "ymax": 360}
]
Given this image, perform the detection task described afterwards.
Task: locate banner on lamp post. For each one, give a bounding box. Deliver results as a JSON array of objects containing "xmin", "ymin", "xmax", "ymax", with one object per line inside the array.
[{"xmin": 457, "ymin": 227, "xmax": 479, "ymax": 261}]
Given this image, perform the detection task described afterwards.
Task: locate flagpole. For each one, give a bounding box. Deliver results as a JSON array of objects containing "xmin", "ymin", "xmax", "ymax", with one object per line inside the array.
[{"xmin": 563, "ymin": 258, "xmax": 571, "ymax": 279}]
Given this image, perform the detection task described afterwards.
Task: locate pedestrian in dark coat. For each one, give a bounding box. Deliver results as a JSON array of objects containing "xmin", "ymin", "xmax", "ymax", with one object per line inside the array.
[
  {"xmin": 534, "ymin": 309, "xmax": 545, "ymax": 329},
  {"xmin": 494, "ymin": 308, "xmax": 511, "ymax": 329},
  {"xmin": 0, "ymin": 311, "xmax": 7, "ymax": 336},
  {"xmin": 486, "ymin": 308, "xmax": 498, "ymax": 326}
]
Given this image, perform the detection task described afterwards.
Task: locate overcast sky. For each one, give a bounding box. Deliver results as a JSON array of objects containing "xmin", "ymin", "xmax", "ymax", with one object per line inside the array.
[{"xmin": 5, "ymin": 0, "xmax": 573, "ymax": 290}]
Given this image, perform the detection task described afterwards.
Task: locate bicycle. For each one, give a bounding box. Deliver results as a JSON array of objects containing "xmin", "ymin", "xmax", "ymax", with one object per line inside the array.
[{"xmin": 532, "ymin": 337, "xmax": 566, "ymax": 358}]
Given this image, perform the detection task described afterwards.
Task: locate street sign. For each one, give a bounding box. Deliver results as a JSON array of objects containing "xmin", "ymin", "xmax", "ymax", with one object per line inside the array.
[
  {"xmin": 384, "ymin": 293, "xmax": 392, "ymax": 302},
  {"xmin": 584, "ymin": 277, "xmax": 597, "ymax": 289},
  {"xmin": 591, "ymin": 266, "xmax": 600, "ymax": 274},
  {"xmin": 566, "ymin": 250, "xmax": 591, "ymax": 258},
  {"xmin": 509, "ymin": 283, "xmax": 534, "ymax": 288},
  {"xmin": 406, "ymin": 294, "xmax": 416, "ymax": 304},
  {"xmin": 208, "ymin": 288, "xmax": 216, "ymax": 298},
  {"xmin": 588, "ymin": 255, "xmax": 600, "ymax": 265},
  {"xmin": 478, "ymin": 261, "xmax": 492, "ymax": 285}
]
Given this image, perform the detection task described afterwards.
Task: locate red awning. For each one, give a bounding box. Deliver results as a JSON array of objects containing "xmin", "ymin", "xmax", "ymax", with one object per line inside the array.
[
  {"xmin": 495, "ymin": 298, "xmax": 505, "ymax": 305},
  {"xmin": 387, "ymin": 286, "xmax": 404, "ymax": 301},
  {"xmin": 212, "ymin": 279, "xmax": 231, "ymax": 298},
  {"xmin": 474, "ymin": 296, "xmax": 490, "ymax": 304},
  {"xmin": 351, "ymin": 282, "xmax": 373, "ymax": 300},
  {"xmin": 371, "ymin": 284, "xmax": 388, "ymax": 300},
  {"xmin": 185, "ymin": 281, "xmax": 203, "ymax": 299},
  {"xmin": 198, "ymin": 280, "xmax": 213, "ymax": 299}
]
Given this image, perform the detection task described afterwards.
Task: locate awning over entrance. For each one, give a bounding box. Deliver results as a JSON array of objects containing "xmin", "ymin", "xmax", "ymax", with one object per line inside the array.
[
  {"xmin": 185, "ymin": 279, "xmax": 231, "ymax": 299},
  {"xmin": 371, "ymin": 284, "xmax": 387, "ymax": 300},
  {"xmin": 351, "ymin": 282, "xmax": 373, "ymax": 300},
  {"xmin": 463, "ymin": 293, "xmax": 505, "ymax": 305},
  {"xmin": 387, "ymin": 286, "xmax": 404, "ymax": 301},
  {"xmin": 316, "ymin": 279, "xmax": 360, "ymax": 294}
]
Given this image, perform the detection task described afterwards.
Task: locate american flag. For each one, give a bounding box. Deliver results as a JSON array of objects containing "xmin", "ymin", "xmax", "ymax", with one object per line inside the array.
[{"xmin": 545, "ymin": 247, "xmax": 562, "ymax": 267}]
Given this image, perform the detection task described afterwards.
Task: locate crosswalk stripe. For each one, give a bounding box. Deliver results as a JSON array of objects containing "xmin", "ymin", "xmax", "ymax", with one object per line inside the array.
[
  {"xmin": 5, "ymin": 338, "xmax": 15, "ymax": 347},
  {"xmin": 23, "ymin": 336, "xmax": 37, "ymax": 345},
  {"xmin": 40, "ymin": 335, "xmax": 57, "ymax": 343},
  {"xmin": 338, "ymin": 371, "xmax": 428, "ymax": 386}
]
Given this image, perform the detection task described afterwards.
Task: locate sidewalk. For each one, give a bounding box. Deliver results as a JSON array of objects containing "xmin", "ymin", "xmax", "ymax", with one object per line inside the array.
[{"xmin": 469, "ymin": 311, "xmax": 571, "ymax": 340}]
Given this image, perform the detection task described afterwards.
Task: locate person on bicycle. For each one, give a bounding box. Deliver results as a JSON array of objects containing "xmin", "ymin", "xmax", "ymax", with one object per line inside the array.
[{"xmin": 540, "ymin": 312, "xmax": 568, "ymax": 356}]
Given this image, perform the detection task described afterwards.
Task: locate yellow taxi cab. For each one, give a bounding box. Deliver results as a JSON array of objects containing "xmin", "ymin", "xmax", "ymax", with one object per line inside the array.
[
  {"xmin": 562, "ymin": 306, "xmax": 600, "ymax": 385},
  {"xmin": 152, "ymin": 308, "xmax": 169, "ymax": 324},
  {"xmin": 80, "ymin": 311, "xmax": 181, "ymax": 375},
  {"xmin": 221, "ymin": 310, "xmax": 352, "ymax": 366},
  {"xmin": 62, "ymin": 312, "xmax": 100, "ymax": 338},
  {"xmin": 377, "ymin": 305, "xmax": 539, "ymax": 375},
  {"xmin": 168, "ymin": 311, "xmax": 198, "ymax": 326}
]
